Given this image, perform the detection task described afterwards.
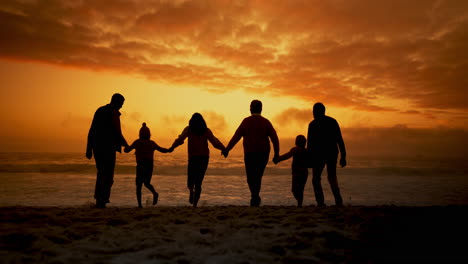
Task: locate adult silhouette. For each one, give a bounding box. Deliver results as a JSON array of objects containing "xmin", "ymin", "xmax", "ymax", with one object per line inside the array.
[
  {"xmin": 86, "ymin": 93, "xmax": 128, "ymax": 208},
  {"xmin": 307, "ymin": 102, "xmax": 346, "ymax": 207},
  {"xmin": 223, "ymin": 100, "xmax": 279, "ymax": 207},
  {"xmin": 170, "ymin": 113, "xmax": 225, "ymax": 207}
]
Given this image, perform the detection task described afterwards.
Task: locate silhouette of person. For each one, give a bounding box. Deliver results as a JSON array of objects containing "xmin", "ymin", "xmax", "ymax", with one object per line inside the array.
[
  {"xmin": 273, "ymin": 135, "xmax": 308, "ymax": 207},
  {"xmin": 86, "ymin": 93, "xmax": 129, "ymax": 208},
  {"xmin": 223, "ymin": 100, "xmax": 280, "ymax": 207},
  {"xmin": 307, "ymin": 102, "xmax": 346, "ymax": 207},
  {"xmin": 169, "ymin": 113, "xmax": 225, "ymax": 207},
  {"xmin": 125, "ymin": 122, "xmax": 171, "ymax": 208}
]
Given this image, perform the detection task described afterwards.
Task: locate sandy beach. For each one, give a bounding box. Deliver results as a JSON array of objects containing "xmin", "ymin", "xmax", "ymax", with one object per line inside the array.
[{"xmin": 1, "ymin": 205, "xmax": 467, "ymax": 263}]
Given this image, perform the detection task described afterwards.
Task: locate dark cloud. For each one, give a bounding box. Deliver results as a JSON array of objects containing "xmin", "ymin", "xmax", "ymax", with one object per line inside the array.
[
  {"xmin": 342, "ymin": 126, "xmax": 468, "ymax": 158},
  {"xmin": 1, "ymin": 0, "xmax": 467, "ymax": 115}
]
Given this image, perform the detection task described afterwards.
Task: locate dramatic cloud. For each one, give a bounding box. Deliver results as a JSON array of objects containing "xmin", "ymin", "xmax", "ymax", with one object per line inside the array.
[{"xmin": 1, "ymin": 0, "xmax": 467, "ymax": 114}]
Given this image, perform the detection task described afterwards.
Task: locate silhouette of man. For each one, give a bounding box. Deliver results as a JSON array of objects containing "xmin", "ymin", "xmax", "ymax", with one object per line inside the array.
[
  {"xmin": 223, "ymin": 100, "xmax": 280, "ymax": 206},
  {"xmin": 307, "ymin": 102, "xmax": 346, "ymax": 207},
  {"xmin": 86, "ymin": 93, "xmax": 128, "ymax": 208}
]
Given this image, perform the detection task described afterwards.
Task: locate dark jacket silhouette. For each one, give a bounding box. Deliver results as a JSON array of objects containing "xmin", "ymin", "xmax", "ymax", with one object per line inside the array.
[
  {"xmin": 307, "ymin": 102, "xmax": 346, "ymax": 206},
  {"xmin": 308, "ymin": 116, "xmax": 345, "ymax": 160},
  {"xmin": 224, "ymin": 100, "xmax": 280, "ymax": 207},
  {"xmin": 86, "ymin": 93, "xmax": 128, "ymax": 208}
]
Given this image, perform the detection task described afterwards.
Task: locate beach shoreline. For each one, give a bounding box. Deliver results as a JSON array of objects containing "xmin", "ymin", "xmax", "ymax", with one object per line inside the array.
[{"xmin": 1, "ymin": 205, "xmax": 467, "ymax": 263}]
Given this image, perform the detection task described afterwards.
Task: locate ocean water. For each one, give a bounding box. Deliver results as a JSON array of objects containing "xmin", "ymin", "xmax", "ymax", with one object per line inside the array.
[{"xmin": 0, "ymin": 152, "xmax": 467, "ymax": 207}]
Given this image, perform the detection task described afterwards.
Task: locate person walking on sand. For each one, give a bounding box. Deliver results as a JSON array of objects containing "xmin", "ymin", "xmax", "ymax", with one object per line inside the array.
[
  {"xmin": 223, "ymin": 100, "xmax": 280, "ymax": 207},
  {"xmin": 125, "ymin": 123, "xmax": 171, "ymax": 208},
  {"xmin": 169, "ymin": 113, "xmax": 225, "ymax": 207},
  {"xmin": 273, "ymin": 135, "xmax": 308, "ymax": 207},
  {"xmin": 86, "ymin": 93, "xmax": 129, "ymax": 208},
  {"xmin": 307, "ymin": 102, "xmax": 347, "ymax": 207}
]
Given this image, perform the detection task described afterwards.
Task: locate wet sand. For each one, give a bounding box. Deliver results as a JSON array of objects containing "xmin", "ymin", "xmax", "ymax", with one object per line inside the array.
[{"xmin": 1, "ymin": 205, "xmax": 467, "ymax": 263}]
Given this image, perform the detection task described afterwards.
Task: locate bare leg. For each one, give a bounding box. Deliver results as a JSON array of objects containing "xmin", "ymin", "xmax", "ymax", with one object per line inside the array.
[{"xmin": 136, "ymin": 182, "xmax": 143, "ymax": 208}]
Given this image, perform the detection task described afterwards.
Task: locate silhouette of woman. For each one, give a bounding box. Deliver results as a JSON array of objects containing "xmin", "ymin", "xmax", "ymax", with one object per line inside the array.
[{"xmin": 170, "ymin": 113, "xmax": 226, "ymax": 207}]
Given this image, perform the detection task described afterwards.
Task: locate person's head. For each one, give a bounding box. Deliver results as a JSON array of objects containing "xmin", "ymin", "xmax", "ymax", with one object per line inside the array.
[
  {"xmin": 313, "ymin": 102, "xmax": 325, "ymax": 119},
  {"xmin": 250, "ymin": 100, "xmax": 262, "ymax": 114},
  {"xmin": 110, "ymin": 93, "xmax": 125, "ymax": 110},
  {"xmin": 295, "ymin": 135, "xmax": 306, "ymax": 148},
  {"xmin": 139, "ymin": 122, "xmax": 151, "ymax": 140},
  {"xmin": 189, "ymin": 113, "xmax": 207, "ymax": 136}
]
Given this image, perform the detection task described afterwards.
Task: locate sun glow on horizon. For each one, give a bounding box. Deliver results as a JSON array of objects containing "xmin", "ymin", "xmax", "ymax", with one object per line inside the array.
[{"xmin": 1, "ymin": 0, "xmax": 467, "ymax": 152}]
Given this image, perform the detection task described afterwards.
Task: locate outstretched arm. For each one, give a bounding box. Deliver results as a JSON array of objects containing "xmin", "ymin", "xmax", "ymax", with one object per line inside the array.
[
  {"xmin": 124, "ymin": 142, "xmax": 135, "ymax": 153},
  {"xmin": 170, "ymin": 127, "xmax": 189, "ymax": 151},
  {"xmin": 224, "ymin": 122, "xmax": 244, "ymax": 157},
  {"xmin": 207, "ymin": 129, "xmax": 225, "ymax": 151},
  {"xmin": 273, "ymin": 147, "xmax": 295, "ymax": 164},
  {"xmin": 268, "ymin": 121, "xmax": 280, "ymax": 159},
  {"xmin": 154, "ymin": 141, "xmax": 171, "ymax": 153},
  {"xmin": 113, "ymin": 110, "xmax": 128, "ymax": 148}
]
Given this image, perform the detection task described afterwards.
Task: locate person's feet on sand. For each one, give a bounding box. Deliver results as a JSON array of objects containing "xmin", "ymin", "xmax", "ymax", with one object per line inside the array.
[
  {"xmin": 95, "ymin": 204, "xmax": 106, "ymax": 209},
  {"xmin": 297, "ymin": 198, "xmax": 303, "ymax": 208},
  {"xmin": 317, "ymin": 203, "xmax": 326, "ymax": 208},
  {"xmin": 250, "ymin": 197, "xmax": 261, "ymax": 207},
  {"xmin": 153, "ymin": 192, "xmax": 159, "ymax": 205},
  {"xmin": 95, "ymin": 200, "xmax": 106, "ymax": 209}
]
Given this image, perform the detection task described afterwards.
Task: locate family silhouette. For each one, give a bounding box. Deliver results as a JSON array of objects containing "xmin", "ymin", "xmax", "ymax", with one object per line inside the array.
[{"xmin": 86, "ymin": 94, "xmax": 347, "ymax": 208}]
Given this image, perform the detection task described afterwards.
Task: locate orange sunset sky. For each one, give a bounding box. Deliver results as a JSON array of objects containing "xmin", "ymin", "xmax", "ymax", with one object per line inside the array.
[{"xmin": 0, "ymin": 0, "xmax": 467, "ymax": 156}]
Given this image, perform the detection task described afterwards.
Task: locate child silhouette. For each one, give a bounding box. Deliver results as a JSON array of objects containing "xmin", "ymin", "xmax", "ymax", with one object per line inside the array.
[
  {"xmin": 273, "ymin": 135, "xmax": 309, "ymax": 207},
  {"xmin": 125, "ymin": 123, "xmax": 171, "ymax": 208}
]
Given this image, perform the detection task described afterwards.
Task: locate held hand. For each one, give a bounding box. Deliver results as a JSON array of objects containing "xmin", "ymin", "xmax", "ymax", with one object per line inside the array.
[
  {"xmin": 168, "ymin": 147, "xmax": 174, "ymax": 153},
  {"xmin": 124, "ymin": 146, "xmax": 130, "ymax": 153},
  {"xmin": 222, "ymin": 149, "xmax": 229, "ymax": 158},
  {"xmin": 339, "ymin": 157, "xmax": 347, "ymax": 168},
  {"xmin": 272, "ymin": 156, "xmax": 279, "ymax": 164}
]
